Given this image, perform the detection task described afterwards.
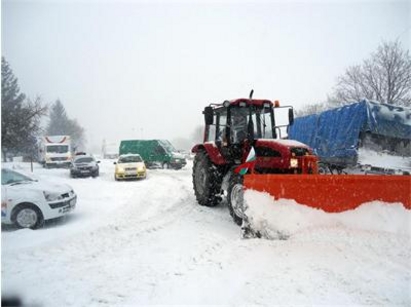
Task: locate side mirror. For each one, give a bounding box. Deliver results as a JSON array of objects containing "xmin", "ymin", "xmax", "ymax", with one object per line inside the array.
[
  {"xmin": 288, "ymin": 108, "xmax": 295, "ymax": 125},
  {"xmin": 113, "ymin": 162, "xmax": 117, "ymax": 165},
  {"xmin": 204, "ymin": 106, "xmax": 214, "ymax": 125}
]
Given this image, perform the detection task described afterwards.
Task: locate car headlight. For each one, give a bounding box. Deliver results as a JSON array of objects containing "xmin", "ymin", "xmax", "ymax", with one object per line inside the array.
[
  {"xmin": 137, "ymin": 166, "xmax": 145, "ymax": 172},
  {"xmin": 117, "ymin": 167, "xmax": 125, "ymax": 173},
  {"xmin": 43, "ymin": 191, "xmax": 63, "ymax": 202},
  {"xmin": 290, "ymin": 158, "xmax": 298, "ymax": 168}
]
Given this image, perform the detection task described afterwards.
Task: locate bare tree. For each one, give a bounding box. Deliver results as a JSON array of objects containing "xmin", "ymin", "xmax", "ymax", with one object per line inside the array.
[
  {"xmin": 295, "ymin": 101, "xmax": 330, "ymax": 117},
  {"xmin": 331, "ymin": 40, "xmax": 411, "ymax": 107}
]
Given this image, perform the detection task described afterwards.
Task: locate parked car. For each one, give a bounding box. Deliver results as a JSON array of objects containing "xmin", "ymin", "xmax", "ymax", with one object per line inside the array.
[
  {"xmin": 1, "ymin": 168, "xmax": 77, "ymax": 229},
  {"xmin": 114, "ymin": 154, "xmax": 147, "ymax": 180},
  {"xmin": 70, "ymin": 154, "xmax": 100, "ymax": 178}
]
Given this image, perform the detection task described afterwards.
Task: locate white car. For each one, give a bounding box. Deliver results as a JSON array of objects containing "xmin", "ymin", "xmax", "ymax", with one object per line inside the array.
[{"xmin": 1, "ymin": 168, "xmax": 77, "ymax": 229}]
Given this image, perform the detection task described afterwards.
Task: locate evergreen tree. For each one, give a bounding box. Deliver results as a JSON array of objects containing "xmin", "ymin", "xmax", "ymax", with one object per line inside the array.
[
  {"xmin": 1, "ymin": 57, "xmax": 46, "ymax": 161},
  {"xmin": 46, "ymin": 99, "xmax": 69, "ymax": 135},
  {"xmin": 46, "ymin": 100, "xmax": 86, "ymax": 151}
]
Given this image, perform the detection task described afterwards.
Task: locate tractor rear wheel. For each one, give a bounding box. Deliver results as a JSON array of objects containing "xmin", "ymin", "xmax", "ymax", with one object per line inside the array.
[
  {"xmin": 192, "ymin": 151, "xmax": 222, "ymax": 207},
  {"xmin": 227, "ymin": 175, "xmax": 245, "ymax": 226}
]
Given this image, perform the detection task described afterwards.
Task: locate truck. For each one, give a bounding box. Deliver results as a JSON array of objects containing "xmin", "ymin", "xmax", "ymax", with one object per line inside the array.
[
  {"xmin": 288, "ymin": 100, "xmax": 411, "ymax": 175},
  {"xmin": 191, "ymin": 92, "xmax": 410, "ymax": 229},
  {"xmin": 102, "ymin": 140, "xmax": 119, "ymax": 159},
  {"xmin": 39, "ymin": 135, "xmax": 72, "ymax": 168},
  {"xmin": 119, "ymin": 139, "xmax": 187, "ymax": 170}
]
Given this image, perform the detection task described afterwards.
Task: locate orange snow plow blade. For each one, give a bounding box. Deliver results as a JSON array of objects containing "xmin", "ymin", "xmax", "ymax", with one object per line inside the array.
[{"xmin": 244, "ymin": 174, "xmax": 411, "ymax": 212}]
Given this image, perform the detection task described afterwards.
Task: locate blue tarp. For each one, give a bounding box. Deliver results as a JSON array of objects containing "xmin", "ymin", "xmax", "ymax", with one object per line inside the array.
[{"xmin": 289, "ymin": 100, "xmax": 411, "ymax": 166}]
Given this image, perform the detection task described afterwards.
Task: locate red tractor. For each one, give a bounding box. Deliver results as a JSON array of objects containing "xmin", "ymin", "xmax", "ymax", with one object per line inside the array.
[
  {"xmin": 191, "ymin": 91, "xmax": 318, "ymax": 225},
  {"xmin": 192, "ymin": 92, "xmax": 410, "ymax": 227}
]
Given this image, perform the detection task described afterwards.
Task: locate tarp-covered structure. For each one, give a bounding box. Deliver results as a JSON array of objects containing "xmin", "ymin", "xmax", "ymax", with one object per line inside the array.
[{"xmin": 289, "ymin": 100, "xmax": 411, "ymax": 167}]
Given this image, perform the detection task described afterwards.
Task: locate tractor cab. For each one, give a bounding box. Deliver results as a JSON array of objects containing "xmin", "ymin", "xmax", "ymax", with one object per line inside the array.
[{"xmin": 203, "ymin": 98, "xmax": 294, "ymax": 162}]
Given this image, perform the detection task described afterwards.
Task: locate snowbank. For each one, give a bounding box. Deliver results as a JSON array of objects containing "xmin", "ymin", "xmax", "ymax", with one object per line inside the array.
[{"xmin": 245, "ymin": 190, "xmax": 411, "ymax": 240}]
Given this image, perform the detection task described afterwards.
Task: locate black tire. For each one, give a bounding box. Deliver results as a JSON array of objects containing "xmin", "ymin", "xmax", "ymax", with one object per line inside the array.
[
  {"xmin": 12, "ymin": 203, "xmax": 44, "ymax": 229},
  {"xmin": 192, "ymin": 151, "xmax": 222, "ymax": 207},
  {"xmin": 162, "ymin": 162, "xmax": 170, "ymax": 169},
  {"xmin": 318, "ymin": 163, "xmax": 330, "ymax": 175},
  {"xmin": 227, "ymin": 174, "xmax": 245, "ymax": 226},
  {"xmin": 92, "ymin": 170, "xmax": 99, "ymax": 178}
]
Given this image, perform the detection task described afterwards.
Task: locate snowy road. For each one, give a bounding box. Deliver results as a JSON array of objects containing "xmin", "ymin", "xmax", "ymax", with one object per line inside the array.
[{"xmin": 2, "ymin": 160, "xmax": 411, "ymax": 306}]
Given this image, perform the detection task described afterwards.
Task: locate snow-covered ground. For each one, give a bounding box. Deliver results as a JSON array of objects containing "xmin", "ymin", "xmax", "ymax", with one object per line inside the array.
[{"xmin": 1, "ymin": 159, "xmax": 411, "ymax": 306}]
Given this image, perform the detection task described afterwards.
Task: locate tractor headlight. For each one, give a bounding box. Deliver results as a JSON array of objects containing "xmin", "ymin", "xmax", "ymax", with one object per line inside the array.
[{"xmin": 290, "ymin": 158, "xmax": 298, "ymax": 168}]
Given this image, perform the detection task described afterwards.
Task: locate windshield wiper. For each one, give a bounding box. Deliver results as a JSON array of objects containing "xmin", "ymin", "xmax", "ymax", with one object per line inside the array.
[{"xmin": 9, "ymin": 180, "xmax": 33, "ymax": 186}]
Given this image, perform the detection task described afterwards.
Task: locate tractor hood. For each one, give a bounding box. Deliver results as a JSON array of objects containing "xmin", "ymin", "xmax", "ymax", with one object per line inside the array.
[{"xmin": 254, "ymin": 139, "xmax": 312, "ymax": 151}]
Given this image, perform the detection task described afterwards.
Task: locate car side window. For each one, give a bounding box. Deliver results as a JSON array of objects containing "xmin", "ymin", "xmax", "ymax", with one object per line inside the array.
[
  {"xmin": 155, "ymin": 146, "xmax": 166, "ymax": 154},
  {"xmin": 1, "ymin": 169, "xmax": 11, "ymax": 185},
  {"xmin": 1, "ymin": 169, "xmax": 32, "ymax": 185}
]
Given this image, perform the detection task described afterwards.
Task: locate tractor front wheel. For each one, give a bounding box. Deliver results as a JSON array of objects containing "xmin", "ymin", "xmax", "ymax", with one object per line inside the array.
[
  {"xmin": 227, "ymin": 175, "xmax": 246, "ymax": 226},
  {"xmin": 192, "ymin": 152, "xmax": 222, "ymax": 207}
]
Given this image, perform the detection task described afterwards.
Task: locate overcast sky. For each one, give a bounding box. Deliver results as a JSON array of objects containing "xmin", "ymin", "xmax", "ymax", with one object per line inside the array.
[{"xmin": 2, "ymin": 0, "xmax": 410, "ymax": 151}]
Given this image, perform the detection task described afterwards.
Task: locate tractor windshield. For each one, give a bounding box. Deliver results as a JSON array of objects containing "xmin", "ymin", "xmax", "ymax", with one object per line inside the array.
[
  {"xmin": 229, "ymin": 105, "xmax": 293, "ymax": 140},
  {"xmin": 231, "ymin": 106, "xmax": 276, "ymax": 141}
]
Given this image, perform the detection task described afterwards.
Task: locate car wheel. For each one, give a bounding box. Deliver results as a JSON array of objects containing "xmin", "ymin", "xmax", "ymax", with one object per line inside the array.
[
  {"xmin": 162, "ymin": 162, "xmax": 170, "ymax": 169},
  {"xmin": 12, "ymin": 203, "xmax": 44, "ymax": 229}
]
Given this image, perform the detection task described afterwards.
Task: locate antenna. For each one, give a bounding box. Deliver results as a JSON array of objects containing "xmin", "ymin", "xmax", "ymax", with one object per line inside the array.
[{"xmin": 249, "ymin": 89, "xmax": 254, "ymax": 99}]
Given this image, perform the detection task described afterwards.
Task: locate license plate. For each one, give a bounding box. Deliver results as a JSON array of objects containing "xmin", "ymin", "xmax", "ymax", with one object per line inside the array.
[{"xmin": 61, "ymin": 205, "xmax": 72, "ymax": 214}]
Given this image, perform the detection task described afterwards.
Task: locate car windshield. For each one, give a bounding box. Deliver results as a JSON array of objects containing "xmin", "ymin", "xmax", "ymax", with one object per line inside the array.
[
  {"xmin": 1, "ymin": 169, "xmax": 34, "ymax": 185},
  {"xmin": 118, "ymin": 155, "xmax": 142, "ymax": 163},
  {"xmin": 75, "ymin": 157, "xmax": 94, "ymax": 163},
  {"xmin": 159, "ymin": 140, "xmax": 176, "ymax": 152}
]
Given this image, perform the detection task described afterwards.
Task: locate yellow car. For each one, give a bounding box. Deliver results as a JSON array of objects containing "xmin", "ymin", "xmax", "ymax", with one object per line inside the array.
[{"xmin": 114, "ymin": 154, "xmax": 147, "ymax": 180}]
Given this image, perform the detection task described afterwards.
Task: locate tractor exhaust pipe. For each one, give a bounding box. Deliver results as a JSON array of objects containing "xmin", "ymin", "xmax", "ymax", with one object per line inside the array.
[{"xmin": 249, "ymin": 89, "xmax": 254, "ymax": 99}]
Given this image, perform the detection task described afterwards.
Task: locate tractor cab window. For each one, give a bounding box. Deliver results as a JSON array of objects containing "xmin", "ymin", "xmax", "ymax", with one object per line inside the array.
[
  {"xmin": 273, "ymin": 107, "xmax": 293, "ymax": 139},
  {"xmin": 230, "ymin": 108, "xmax": 249, "ymax": 144},
  {"xmin": 259, "ymin": 107, "xmax": 275, "ymax": 139},
  {"xmin": 216, "ymin": 113, "xmax": 227, "ymax": 142}
]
